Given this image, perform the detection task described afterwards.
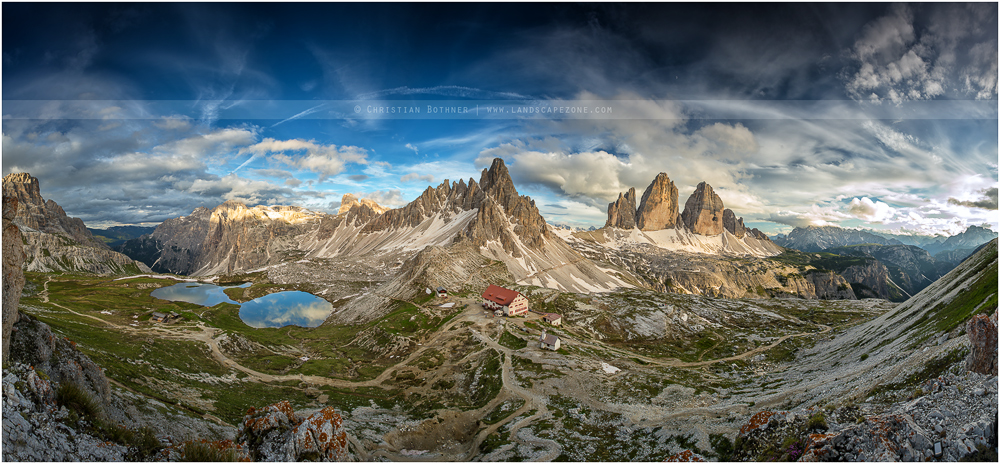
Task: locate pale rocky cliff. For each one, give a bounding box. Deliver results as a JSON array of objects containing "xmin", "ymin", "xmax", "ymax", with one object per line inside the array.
[
  {"xmin": 2, "ymin": 172, "xmax": 106, "ymax": 249},
  {"xmin": 680, "ymin": 181, "xmax": 725, "ymax": 236},
  {"xmin": 605, "ymin": 187, "xmax": 638, "ymax": 229},
  {"xmin": 635, "ymin": 173, "xmax": 679, "ymax": 231},
  {"xmin": 1, "ymin": 173, "xmax": 148, "ymax": 275}
]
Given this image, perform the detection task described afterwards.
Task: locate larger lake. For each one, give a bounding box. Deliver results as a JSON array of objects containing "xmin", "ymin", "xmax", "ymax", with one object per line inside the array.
[{"xmin": 150, "ymin": 282, "xmax": 333, "ymax": 328}]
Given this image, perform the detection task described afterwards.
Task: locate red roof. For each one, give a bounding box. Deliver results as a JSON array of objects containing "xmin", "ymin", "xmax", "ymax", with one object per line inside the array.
[{"xmin": 481, "ymin": 284, "xmax": 521, "ymax": 306}]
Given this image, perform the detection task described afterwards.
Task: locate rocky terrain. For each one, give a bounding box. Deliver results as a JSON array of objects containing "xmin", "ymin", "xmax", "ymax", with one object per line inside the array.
[{"xmin": 1, "ymin": 173, "xmax": 148, "ymax": 275}]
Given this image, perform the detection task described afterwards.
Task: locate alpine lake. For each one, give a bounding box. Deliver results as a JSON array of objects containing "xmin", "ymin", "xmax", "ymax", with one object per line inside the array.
[{"xmin": 151, "ymin": 282, "xmax": 334, "ymax": 328}]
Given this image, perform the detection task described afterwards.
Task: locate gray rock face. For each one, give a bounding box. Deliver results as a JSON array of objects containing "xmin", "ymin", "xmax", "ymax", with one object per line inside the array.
[
  {"xmin": 2, "ymin": 173, "xmax": 106, "ymax": 249},
  {"xmin": 605, "ymin": 188, "xmax": 637, "ymax": 229},
  {"xmin": 2, "ymin": 363, "xmax": 128, "ymax": 461},
  {"xmin": 2, "ymin": 173, "xmax": 146, "ymax": 275},
  {"xmin": 9, "ymin": 315, "xmax": 111, "ymax": 405},
  {"xmin": 2, "ymin": 195, "xmax": 25, "ymax": 365},
  {"xmin": 635, "ymin": 173, "xmax": 679, "ymax": 231},
  {"xmin": 681, "ymin": 182, "xmax": 725, "ymax": 235},
  {"xmin": 461, "ymin": 158, "xmax": 551, "ymax": 253},
  {"xmin": 147, "ymin": 206, "xmax": 212, "ymax": 274},
  {"xmin": 722, "ymin": 208, "xmax": 747, "ymax": 238}
]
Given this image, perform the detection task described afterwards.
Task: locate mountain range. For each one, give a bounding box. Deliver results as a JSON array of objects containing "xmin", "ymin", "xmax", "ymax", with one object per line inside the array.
[{"xmin": 115, "ymin": 158, "xmax": 629, "ymax": 295}]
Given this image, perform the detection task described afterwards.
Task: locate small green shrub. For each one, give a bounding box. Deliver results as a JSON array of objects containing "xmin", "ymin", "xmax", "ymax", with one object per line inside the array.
[
  {"xmin": 56, "ymin": 382, "xmax": 101, "ymax": 421},
  {"xmin": 709, "ymin": 433, "xmax": 734, "ymax": 461},
  {"xmin": 859, "ymin": 353, "xmax": 869, "ymax": 361},
  {"xmin": 807, "ymin": 412, "xmax": 828, "ymax": 431},
  {"xmin": 178, "ymin": 441, "xmax": 241, "ymax": 462}
]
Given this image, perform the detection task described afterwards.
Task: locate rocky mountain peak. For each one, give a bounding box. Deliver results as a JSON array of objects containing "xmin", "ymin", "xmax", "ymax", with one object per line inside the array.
[
  {"xmin": 461, "ymin": 158, "xmax": 550, "ymax": 253},
  {"xmin": 338, "ymin": 194, "xmax": 359, "ymax": 215},
  {"xmin": 722, "ymin": 208, "xmax": 747, "ymax": 238},
  {"xmin": 2, "ymin": 172, "xmax": 106, "ymax": 248},
  {"xmin": 681, "ymin": 182, "xmax": 726, "ymax": 235},
  {"xmin": 605, "ymin": 188, "xmax": 638, "ymax": 229},
  {"xmin": 635, "ymin": 173, "xmax": 680, "ymax": 231}
]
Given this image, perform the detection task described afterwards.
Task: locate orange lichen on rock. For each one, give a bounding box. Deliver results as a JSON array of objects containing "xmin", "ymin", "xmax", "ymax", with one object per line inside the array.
[
  {"xmin": 739, "ymin": 410, "xmax": 777, "ymax": 436},
  {"xmin": 243, "ymin": 400, "xmax": 298, "ymax": 433},
  {"xmin": 289, "ymin": 406, "xmax": 349, "ymax": 461}
]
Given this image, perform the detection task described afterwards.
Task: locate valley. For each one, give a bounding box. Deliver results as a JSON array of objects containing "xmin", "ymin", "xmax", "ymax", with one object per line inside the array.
[
  {"xmin": 3, "ymin": 165, "xmax": 996, "ymax": 461},
  {"xmin": 16, "ymin": 267, "xmax": 895, "ymax": 461}
]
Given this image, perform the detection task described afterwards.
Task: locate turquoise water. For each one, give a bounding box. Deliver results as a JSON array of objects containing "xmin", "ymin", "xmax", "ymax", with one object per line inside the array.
[{"xmin": 150, "ymin": 282, "xmax": 332, "ymax": 328}]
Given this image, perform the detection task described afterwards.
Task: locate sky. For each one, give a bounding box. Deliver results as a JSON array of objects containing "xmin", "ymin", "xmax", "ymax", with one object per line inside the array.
[{"xmin": 2, "ymin": 3, "xmax": 997, "ymax": 236}]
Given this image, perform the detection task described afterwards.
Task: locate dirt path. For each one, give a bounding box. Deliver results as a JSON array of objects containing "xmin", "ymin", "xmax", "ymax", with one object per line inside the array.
[{"xmin": 464, "ymin": 328, "xmax": 562, "ymax": 461}]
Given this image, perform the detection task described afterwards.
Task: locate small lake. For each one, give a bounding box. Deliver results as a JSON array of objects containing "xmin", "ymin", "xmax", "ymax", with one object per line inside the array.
[{"xmin": 150, "ymin": 282, "xmax": 333, "ymax": 328}]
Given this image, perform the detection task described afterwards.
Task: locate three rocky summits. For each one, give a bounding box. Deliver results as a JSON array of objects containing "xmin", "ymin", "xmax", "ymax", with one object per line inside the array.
[{"xmin": 605, "ymin": 172, "xmax": 767, "ymax": 240}]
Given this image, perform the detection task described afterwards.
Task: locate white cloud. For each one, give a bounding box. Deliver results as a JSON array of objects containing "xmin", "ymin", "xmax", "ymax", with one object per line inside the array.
[
  {"xmin": 405, "ymin": 143, "xmax": 419, "ymax": 155},
  {"xmin": 361, "ymin": 189, "xmax": 407, "ymax": 208},
  {"xmin": 239, "ymin": 138, "xmax": 368, "ymax": 180},
  {"xmin": 847, "ymin": 197, "xmax": 897, "ymax": 222},
  {"xmin": 400, "ymin": 172, "xmax": 434, "ymax": 183},
  {"xmin": 187, "ymin": 174, "xmax": 293, "ymax": 204}
]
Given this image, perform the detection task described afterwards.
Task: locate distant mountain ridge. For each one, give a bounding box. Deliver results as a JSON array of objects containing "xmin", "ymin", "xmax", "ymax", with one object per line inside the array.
[
  {"xmin": 772, "ymin": 225, "xmax": 903, "ymax": 251},
  {"xmin": 771, "ymin": 224, "xmax": 998, "ymax": 301},
  {"xmin": 88, "ymin": 225, "xmax": 156, "ymax": 246}
]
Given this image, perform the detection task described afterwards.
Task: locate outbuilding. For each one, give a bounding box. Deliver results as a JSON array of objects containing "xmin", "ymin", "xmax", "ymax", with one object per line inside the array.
[
  {"xmin": 543, "ymin": 313, "xmax": 562, "ymax": 326},
  {"xmin": 540, "ymin": 330, "xmax": 560, "ymax": 351}
]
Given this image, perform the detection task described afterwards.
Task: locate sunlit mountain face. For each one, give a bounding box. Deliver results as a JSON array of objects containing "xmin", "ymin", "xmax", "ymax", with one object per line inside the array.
[{"xmin": 2, "ymin": 3, "xmax": 996, "ymax": 237}]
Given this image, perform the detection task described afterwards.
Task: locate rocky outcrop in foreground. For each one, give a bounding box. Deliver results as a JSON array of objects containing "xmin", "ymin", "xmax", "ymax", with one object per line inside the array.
[
  {"xmin": 3, "ymin": 195, "xmax": 26, "ymax": 365},
  {"xmin": 966, "ymin": 313, "xmax": 998, "ymax": 376},
  {"xmin": 733, "ymin": 369, "xmax": 997, "ymax": 461},
  {"xmin": 237, "ymin": 400, "xmax": 350, "ymax": 461}
]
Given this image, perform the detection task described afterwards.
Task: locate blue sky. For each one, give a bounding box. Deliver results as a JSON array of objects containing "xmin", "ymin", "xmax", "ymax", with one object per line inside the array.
[{"xmin": 2, "ymin": 3, "xmax": 997, "ymax": 235}]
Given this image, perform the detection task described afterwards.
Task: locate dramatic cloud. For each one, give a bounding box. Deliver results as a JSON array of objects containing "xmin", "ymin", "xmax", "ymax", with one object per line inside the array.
[
  {"xmin": 845, "ymin": 4, "xmax": 998, "ymax": 102},
  {"xmin": 949, "ymin": 187, "xmax": 999, "ymax": 210}
]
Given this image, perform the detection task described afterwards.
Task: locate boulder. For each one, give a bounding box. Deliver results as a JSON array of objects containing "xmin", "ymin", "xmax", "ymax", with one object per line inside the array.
[
  {"xmin": 238, "ymin": 401, "xmax": 350, "ymax": 461},
  {"xmin": 966, "ymin": 313, "xmax": 998, "ymax": 375}
]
